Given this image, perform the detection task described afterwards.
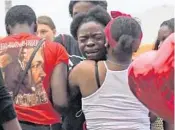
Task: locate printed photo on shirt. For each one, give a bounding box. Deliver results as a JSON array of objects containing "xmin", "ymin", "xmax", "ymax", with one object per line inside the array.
[{"xmin": 0, "ymin": 40, "xmax": 48, "ymax": 107}]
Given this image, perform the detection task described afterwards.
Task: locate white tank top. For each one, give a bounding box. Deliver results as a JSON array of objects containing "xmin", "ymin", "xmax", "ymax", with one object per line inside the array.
[{"xmin": 82, "ymin": 61, "xmax": 150, "ymax": 130}]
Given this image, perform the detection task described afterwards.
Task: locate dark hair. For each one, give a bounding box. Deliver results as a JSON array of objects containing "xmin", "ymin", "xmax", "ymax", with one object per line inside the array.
[
  {"xmin": 54, "ymin": 34, "xmax": 82, "ymax": 56},
  {"xmin": 110, "ymin": 16, "xmax": 142, "ymax": 53},
  {"xmin": 5, "ymin": 5, "xmax": 36, "ymax": 27},
  {"xmin": 70, "ymin": 6, "xmax": 111, "ymax": 39},
  {"xmin": 37, "ymin": 16, "xmax": 56, "ymax": 30},
  {"xmin": 154, "ymin": 18, "xmax": 174, "ymax": 50},
  {"xmin": 69, "ymin": 0, "xmax": 108, "ymax": 17},
  {"xmin": 161, "ymin": 18, "xmax": 174, "ymax": 32}
]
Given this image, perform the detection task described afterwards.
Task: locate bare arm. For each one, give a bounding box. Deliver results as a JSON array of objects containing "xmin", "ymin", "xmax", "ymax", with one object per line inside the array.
[
  {"xmin": 51, "ymin": 63, "xmax": 68, "ymax": 114},
  {"xmin": 2, "ymin": 118, "xmax": 21, "ymax": 130},
  {"xmin": 68, "ymin": 61, "xmax": 95, "ymax": 101},
  {"xmin": 68, "ymin": 65, "xmax": 81, "ymax": 103}
]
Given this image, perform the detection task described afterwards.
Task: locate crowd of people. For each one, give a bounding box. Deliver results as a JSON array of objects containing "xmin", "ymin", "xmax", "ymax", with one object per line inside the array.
[{"xmin": 0, "ymin": 0, "xmax": 174, "ymax": 130}]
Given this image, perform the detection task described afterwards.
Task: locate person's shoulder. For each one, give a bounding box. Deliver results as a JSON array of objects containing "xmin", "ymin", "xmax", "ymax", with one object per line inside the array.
[
  {"xmin": 0, "ymin": 34, "xmax": 40, "ymax": 43},
  {"xmin": 71, "ymin": 60, "xmax": 95, "ymax": 74},
  {"xmin": 46, "ymin": 40, "xmax": 64, "ymax": 47},
  {"xmin": 0, "ymin": 36, "xmax": 14, "ymax": 43},
  {"xmin": 44, "ymin": 41, "xmax": 69, "ymax": 64},
  {"xmin": 55, "ymin": 34, "xmax": 75, "ymax": 41},
  {"xmin": 79, "ymin": 60, "xmax": 95, "ymax": 66},
  {"xmin": 45, "ymin": 41, "xmax": 67, "ymax": 52}
]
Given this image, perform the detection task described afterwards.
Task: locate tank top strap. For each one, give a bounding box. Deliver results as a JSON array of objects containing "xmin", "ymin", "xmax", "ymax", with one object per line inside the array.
[{"xmin": 103, "ymin": 61, "xmax": 109, "ymax": 71}]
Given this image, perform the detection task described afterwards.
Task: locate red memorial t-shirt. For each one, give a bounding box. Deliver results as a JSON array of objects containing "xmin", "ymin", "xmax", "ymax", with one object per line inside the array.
[{"xmin": 0, "ymin": 33, "xmax": 68, "ymax": 125}]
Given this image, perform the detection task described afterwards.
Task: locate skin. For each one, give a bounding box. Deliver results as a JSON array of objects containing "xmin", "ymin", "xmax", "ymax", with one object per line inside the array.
[
  {"xmin": 69, "ymin": 60, "xmax": 105, "ymax": 100},
  {"xmin": 72, "ymin": 2, "xmax": 96, "ymax": 17},
  {"xmin": 77, "ymin": 21, "xmax": 106, "ymax": 60},
  {"xmin": 51, "ymin": 63, "xmax": 68, "ymax": 109},
  {"xmin": 157, "ymin": 25, "xmax": 173, "ymax": 48},
  {"xmin": 37, "ymin": 24, "xmax": 56, "ymax": 41}
]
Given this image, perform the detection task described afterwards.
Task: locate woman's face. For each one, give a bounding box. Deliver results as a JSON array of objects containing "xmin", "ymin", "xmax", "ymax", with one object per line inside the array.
[
  {"xmin": 77, "ymin": 21, "xmax": 106, "ymax": 60},
  {"xmin": 157, "ymin": 25, "xmax": 173, "ymax": 48},
  {"xmin": 37, "ymin": 24, "xmax": 56, "ymax": 41},
  {"xmin": 72, "ymin": 2, "xmax": 95, "ymax": 17}
]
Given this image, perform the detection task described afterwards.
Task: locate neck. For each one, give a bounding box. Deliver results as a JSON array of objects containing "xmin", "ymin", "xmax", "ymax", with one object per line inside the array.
[
  {"xmin": 10, "ymin": 24, "xmax": 35, "ymax": 35},
  {"xmin": 106, "ymin": 53, "xmax": 132, "ymax": 69}
]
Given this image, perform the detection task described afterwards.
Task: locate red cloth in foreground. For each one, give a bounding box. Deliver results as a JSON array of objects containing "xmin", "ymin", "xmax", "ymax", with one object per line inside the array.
[{"xmin": 128, "ymin": 33, "xmax": 174, "ymax": 123}]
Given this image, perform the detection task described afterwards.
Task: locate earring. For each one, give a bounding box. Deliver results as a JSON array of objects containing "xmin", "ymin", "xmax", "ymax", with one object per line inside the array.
[{"xmin": 105, "ymin": 42, "xmax": 108, "ymax": 47}]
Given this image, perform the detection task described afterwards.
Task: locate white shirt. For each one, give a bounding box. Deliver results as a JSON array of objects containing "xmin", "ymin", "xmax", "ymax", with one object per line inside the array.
[{"xmin": 82, "ymin": 61, "xmax": 150, "ymax": 130}]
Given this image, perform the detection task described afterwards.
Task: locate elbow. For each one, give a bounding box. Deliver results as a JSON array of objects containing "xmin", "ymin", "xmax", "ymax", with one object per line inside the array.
[
  {"xmin": 52, "ymin": 96, "xmax": 69, "ymax": 108},
  {"xmin": 54, "ymin": 102, "xmax": 69, "ymax": 109},
  {"xmin": 52, "ymin": 98, "xmax": 69, "ymax": 115},
  {"xmin": 53, "ymin": 103, "xmax": 69, "ymax": 116}
]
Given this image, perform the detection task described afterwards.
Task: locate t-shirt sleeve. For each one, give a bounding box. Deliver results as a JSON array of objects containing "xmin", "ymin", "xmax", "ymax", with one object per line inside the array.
[
  {"xmin": 0, "ymin": 70, "xmax": 16, "ymax": 124},
  {"xmin": 55, "ymin": 43, "xmax": 69, "ymax": 65}
]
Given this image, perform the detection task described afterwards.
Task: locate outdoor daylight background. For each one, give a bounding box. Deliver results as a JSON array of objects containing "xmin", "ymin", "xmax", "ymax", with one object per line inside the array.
[{"xmin": 0, "ymin": 0, "xmax": 174, "ymax": 43}]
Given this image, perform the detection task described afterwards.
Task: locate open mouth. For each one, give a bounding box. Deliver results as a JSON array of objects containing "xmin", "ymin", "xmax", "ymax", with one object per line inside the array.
[{"xmin": 85, "ymin": 50, "xmax": 99, "ymax": 58}]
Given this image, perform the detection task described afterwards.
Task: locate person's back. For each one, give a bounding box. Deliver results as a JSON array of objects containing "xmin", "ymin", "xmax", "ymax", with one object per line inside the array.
[
  {"xmin": 69, "ymin": 16, "xmax": 150, "ymax": 130},
  {"xmin": 69, "ymin": 60, "xmax": 150, "ymax": 130},
  {"xmin": 82, "ymin": 63, "xmax": 149, "ymax": 130},
  {"xmin": 0, "ymin": 33, "xmax": 68, "ymax": 129},
  {"xmin": 0, "ymin": 5, "xmax": 69, "ymax": 130}
]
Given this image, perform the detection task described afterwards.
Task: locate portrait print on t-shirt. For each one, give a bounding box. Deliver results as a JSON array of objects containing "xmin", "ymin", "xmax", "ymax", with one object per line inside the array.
[{"xmin": 0, "ymin": 39, "xmax": 48, "ymax": 107}]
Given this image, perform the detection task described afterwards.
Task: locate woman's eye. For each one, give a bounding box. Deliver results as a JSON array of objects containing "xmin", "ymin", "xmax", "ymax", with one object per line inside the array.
[
  {"xmin": 79, "ymin": 38, "xmax": 87, "ymax": 43},
  {"xmin": 95, "ymin": 35, "xmax": 102, "ymax": 40}
]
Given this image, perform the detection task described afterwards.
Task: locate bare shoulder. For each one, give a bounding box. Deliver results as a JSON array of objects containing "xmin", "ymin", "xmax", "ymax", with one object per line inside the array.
[
  {"xmin": 78, "ymin": 60, "xmax": 96, "ymax": 67},
  {"xmin": 72, "ymin": 60, "xmax": 95, "ymax": 73},
  {"xmin": 75, "ymin": 60, "xmax": 104, "ymax": 72},
  {"xmin": 69, "ymin": 60, "xmax": 96, "ymax": 83}
]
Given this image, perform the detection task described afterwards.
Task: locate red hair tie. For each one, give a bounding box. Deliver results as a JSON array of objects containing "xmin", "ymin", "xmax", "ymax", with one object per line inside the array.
[
  {"xmin": 111, "ymin": 11, "xmax": 131, "ymax": 19},
  {"xmin": 105, "ymin": 20, "xmax": 116, "ymax": 48},
  {"xmin": 105, "ymin": 11, "xmax": 143, "ymax": 48}
]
